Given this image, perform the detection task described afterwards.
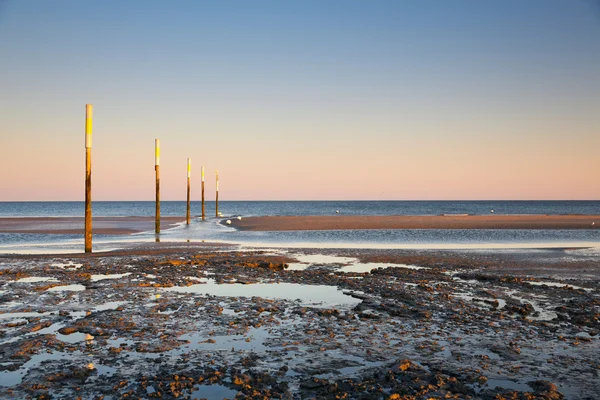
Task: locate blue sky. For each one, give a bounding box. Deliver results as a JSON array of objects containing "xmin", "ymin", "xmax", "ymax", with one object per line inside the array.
[{"xmin": 0, "ymin": 0, "xmax": 599, "ymax": 200}]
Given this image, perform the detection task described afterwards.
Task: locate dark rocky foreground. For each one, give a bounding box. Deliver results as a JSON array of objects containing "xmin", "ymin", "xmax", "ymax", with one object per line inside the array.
[{"xmin": 0, "ymin": 247, "xmax": 598, "ymax": 399}]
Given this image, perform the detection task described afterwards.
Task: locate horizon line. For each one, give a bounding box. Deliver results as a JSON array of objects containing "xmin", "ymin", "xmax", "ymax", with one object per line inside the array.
[{"xmin": 1, "ymin": 199, "xmax": 599, "ymax": 203}]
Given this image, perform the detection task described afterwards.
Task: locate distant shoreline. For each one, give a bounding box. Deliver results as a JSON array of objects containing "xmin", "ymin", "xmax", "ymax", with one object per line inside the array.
[{"xmin": 228, "ymin": 215, "xmax": 600, "ymax": 231}]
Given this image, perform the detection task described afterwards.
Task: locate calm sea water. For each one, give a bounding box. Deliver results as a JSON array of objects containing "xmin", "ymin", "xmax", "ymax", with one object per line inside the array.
[
  {"xmin": 0, "ymin": 201, "xmax": 598, "ymax": 253},
  {"xmin": 0, "ymin": 200, "xmax": 599, "ymax": 217}
]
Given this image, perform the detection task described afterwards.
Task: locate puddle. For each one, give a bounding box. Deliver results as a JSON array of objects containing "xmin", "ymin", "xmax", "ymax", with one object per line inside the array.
[
  {"xmin": 482, "ymin": 378, "xmax": 537, "ymax": 392},
  {"xmin": 95, "ymin": 363, "xmax": 117, "ymax": 376},
  {"xmin": 309, "ymin": 352, "xmax": 385, "ymax": 379},
  {"xmin": 180, "ymin": 326, "xmax": 269, "ymax": 352},
  {"xmin": 452, "ymin": 277, "xmax": 481, "ymax": 285},
  {"xmin": 90, "ymin": 273, "xmax": 131, "ymax": 282},
  {"xmin": 14, "ymin": 277, "xmax": 59, "ymax": 283},
  {"xmin": 0, "ymin": 351, "xmax": 89, "ymax": 387},
  {"xmin": 505, "ymin": 290, "xmax": 558, "ymax": 321},
  {"xmin": 56, "ymin": 332, "xmax": 93, "ymax": 344},
  {"xmin": 94, "ymin": 301, "xmax": 127, "ymax": 311},
  {"xmin": 0, "ymin": 300, "xmax": 128, "ymax": 345},
  {"xmin": 46, "ymin": 284, "xmax": 86, "ymax": 292},
  {"xmin": 452, "ymin": 292, "xmax": 507, "ymax": 309},
  {"xmin": 51, "ymin": 263, "xmax": 82, "ymax": 270},
  {"xmin": 339, "ymin": 262, "xmax": 427, "ymax": 273},
  {"xmin": 107, "ymin": 337, "xmax": 133, "ymax": 347},
  {"xmin": 185, "ymin": 276, "xmax": 209, "ymax": 282},
  {"xmin": 528, "ymin": 281, "xmax": 592, "ymax": 292},
  {"xmin": 0, "ymin": 311, "xmax": 53, "ymax": 320},
  {"xmin": 191, "ymin": 384, "xmax": 238, "ymax": 399},
  {"xmin": 287, "ymin": 254, "xmax": 357, "ymax": 271},
  {"xmin": 145, "ymin": 274, "xmax": 157, "ymax": 279},
  {"xmin": 162, "ymin": 280, "xmax": 361, "ymax": 308},
  {"xmin": 287, "ymin": 253, "xmax": 427, "ymax": 274}
]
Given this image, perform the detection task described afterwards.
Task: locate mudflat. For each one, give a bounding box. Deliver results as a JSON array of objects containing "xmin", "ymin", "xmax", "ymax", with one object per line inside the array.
[
  {"xmin": 230, "ymin": 214, "xmax": 600, "ymax": 231},
  {"xmin": 0, "ymin": 246, "xmax": 598, "ymax": 399}
]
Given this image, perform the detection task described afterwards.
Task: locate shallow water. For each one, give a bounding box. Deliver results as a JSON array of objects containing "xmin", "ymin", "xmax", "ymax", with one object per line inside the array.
[{"xmin": 1, "ymin": 200, "xmax": 599, "ymax": 254}]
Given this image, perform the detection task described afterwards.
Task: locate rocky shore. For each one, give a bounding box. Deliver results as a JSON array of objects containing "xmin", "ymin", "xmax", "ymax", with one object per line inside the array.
[{"xmin": 0, "ymin": 247, "xmax": 598, "ymax": 399}]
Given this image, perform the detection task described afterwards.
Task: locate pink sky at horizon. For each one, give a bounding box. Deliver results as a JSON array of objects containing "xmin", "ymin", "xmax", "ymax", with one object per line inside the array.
[
  {"xmin": 1, "ymin": 102, "xmax": 598, "ymax": 201},
  {"xmin": 1, "ymin": 1, "xmax": 599, "ymax": 201}
]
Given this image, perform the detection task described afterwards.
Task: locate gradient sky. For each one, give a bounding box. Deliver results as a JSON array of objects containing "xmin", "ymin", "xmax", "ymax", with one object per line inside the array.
[{"xmin": 0, "ymin": 0, "xmax": 599, "ymax": 201}]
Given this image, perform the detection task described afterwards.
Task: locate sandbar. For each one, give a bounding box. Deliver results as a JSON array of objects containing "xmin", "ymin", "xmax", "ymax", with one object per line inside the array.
[{"xmin": 230, "ymin": 215, "xmax": 600, "ymax": 231}]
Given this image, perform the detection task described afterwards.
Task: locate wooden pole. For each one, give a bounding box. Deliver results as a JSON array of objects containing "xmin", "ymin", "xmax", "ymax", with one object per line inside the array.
[
  {"xmin": 201, "ymin": 166, "xmax": 205, "ymax": 220},
  {"xmin": 155, "ymin": 139, "xmax": 160, "ymax": 234},
  {"xmin": 186, "ymin": 158, "xmax": 191, "ymax": 225},
  {"xmin": 84, "ymin": 104, "xmax": 93, "ymax": 253},
  {"xmin": 215, "ymin": 170, "xmax": 219, "ymax": 217}
]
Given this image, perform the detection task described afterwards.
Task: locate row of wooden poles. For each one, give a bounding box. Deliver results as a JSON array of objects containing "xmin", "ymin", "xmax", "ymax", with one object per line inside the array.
[
  {"xmin": 84, "ymin": 104, "xmax": 219, "ymax": 253},
  {"xmin": 154, "ymin": 138, "xmax": 220, "ymax": 231}
]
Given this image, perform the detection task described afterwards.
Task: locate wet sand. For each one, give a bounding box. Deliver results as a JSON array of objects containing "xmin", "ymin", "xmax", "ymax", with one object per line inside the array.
[
  {"xmin": 230, "ymin": 214, "xmax": 600, "ymax": 231},
  {"xmin": 0, "ymin": 246, "xmax": 598, "ymax": 399},
  {"xmin": 0, "ymin": 216, "xmax": 186, "ymax": 235}
]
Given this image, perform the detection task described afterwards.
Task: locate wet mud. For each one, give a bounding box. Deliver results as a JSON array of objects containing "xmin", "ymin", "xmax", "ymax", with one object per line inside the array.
[{"xmin": 0, "ymin": 247, "xmax": 598, "ymax": 399}]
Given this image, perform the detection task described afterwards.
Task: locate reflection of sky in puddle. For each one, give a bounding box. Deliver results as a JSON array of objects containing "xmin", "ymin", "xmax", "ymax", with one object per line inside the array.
[
  {"xmin": 309, "ymin": 352, "xmax": 385, "ymax": 379},
  {"xmin": 191, "ymin": 384, "xmax": 238, "ymax": 399},
  {"xmin": 51, "ymin": 262, "xmax": 82, "ymax": 270},
  {"xmin": 180, "ymin": 326, "xmax": 269, "ymax": 352},
  {"xmin": 14, "ymin": 277, "xmax": 59, "ymax": 283},
  {"xmin": 90, "ymin": 273, "xmax": 131, "ymax": 282},
  {"xmin": 185, "ymin": 276, "xmax": 208, "ymax": 282},
  {"xmin": 163, "ymin": 280, "xmax": 360, "ymax": 308},
  {"xmin": 0, "ymin": 311, "xmax": 53, "ymax": 320},
  {"xmin": 0, "ymin": 350, "xmax": 114, "ymax": 387},
  {"xmin": 0, "ymin": 301, "xmax": 127, "ymax": 347},
  {"xmin": 340, "ymin": 262, "xmax": 426, "ymax": 273},
  {"xmin": 528, "ymin": 281, "xmax": 592, "ymax": 291},
  {"xmin": 93, "ymin": 301, "xmax": 127, "ymax": 311},
  {"xmin": 453, "ymin": 285, "xmax": 560, "ymax": 322},
  {"xmin": 452, "ymin": 292, "xmax": 507, "ymax": 309},
  {"xmin": 287, "ymin": 253, "xmax": 426, "ymax": 273},
  {"xmin": 288, "ymin": 254, "xmax": 356, "ymax": 270},
  {"xmin": 46, "ymin": 284, "xmax": 86, "ymax": 292},
  {"xmin": 505, "ymin": 290, "xmax": 557, "ymax": 321},
  {"xmin": 56, "ymin": 331, "xmax": 91, "ymax": 343},
  {"xmin": 479, "ymin": 377, "xmax": 540, "ymax": 393}
]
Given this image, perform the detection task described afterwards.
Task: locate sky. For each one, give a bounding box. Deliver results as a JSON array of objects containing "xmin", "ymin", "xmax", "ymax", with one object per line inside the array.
[{"xmin": 0, "ymin": 0, "xmax": 599, "ymax": 201}]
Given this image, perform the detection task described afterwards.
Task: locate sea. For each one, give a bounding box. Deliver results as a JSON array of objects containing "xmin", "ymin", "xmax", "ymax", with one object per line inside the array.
[{"xmin": 0, "ymin": 201, "xmax": 599, "ymax": 254}]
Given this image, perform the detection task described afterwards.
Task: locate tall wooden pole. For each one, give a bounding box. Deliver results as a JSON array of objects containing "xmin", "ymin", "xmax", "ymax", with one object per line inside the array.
[
  {"xmin": 215, "ymin": 170, "xmax": 219, "ymax": 217},
  {"xmin": 84, "ymin": 104, "xmax": 93, "ymax": 253},
  {"xmin": 155, "ymin": 139, "xmax": 160, "ymax": 234},
  {"xmin": 201, "ymin": 166, "xmax": 205, "ymax": 220},
  {"xmin": 186, "ymin": 158, "xmax": 191, "ymax": 225}
]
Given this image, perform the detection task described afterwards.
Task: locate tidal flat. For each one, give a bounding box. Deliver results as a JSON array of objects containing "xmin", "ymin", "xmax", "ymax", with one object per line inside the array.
[{"xmin": 0, "ymin": 247, "xmax": 598, "ymax": 399}]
